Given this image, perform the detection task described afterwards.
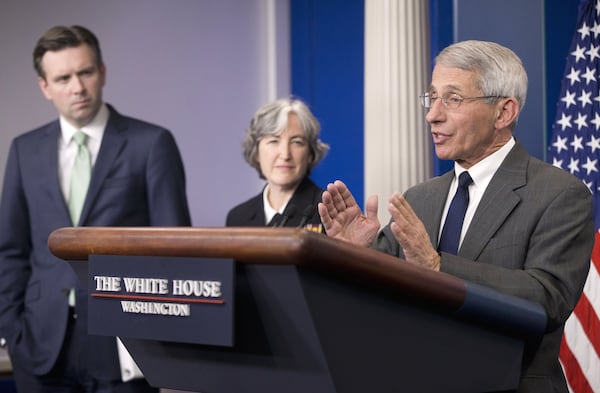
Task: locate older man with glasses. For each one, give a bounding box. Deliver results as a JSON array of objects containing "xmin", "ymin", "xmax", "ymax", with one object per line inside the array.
[{"xmin": 318, "ymin": 40, "xmax": 594, "ymax": 393}]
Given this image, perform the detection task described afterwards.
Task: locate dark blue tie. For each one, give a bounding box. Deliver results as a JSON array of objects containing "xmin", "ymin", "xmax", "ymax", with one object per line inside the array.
[{"xmin": 438, "ymin": 171, "xmax": 473, "ymax": 255}]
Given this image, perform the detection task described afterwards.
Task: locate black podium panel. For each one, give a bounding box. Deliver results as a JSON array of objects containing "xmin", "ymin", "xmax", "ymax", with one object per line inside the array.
[{"xmin": 122, "ymin": 264, "xmax": 523, "ymax": 393}]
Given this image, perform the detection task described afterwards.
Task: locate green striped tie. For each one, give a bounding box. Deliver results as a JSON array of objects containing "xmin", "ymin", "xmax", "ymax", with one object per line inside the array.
[{"xmin": 68, "ymin": 131, "xmax": 91, "ymax": 226}]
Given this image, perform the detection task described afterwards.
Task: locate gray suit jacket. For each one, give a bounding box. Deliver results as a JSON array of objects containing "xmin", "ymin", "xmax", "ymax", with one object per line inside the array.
[{"xmin": 374, "ymin": 142, "xmax": 594, "ymax": 393}]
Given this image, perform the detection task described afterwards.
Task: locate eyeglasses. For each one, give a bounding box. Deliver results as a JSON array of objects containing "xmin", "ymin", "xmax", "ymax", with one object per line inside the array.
[{"xmin": 419, "ymin": 92, "xmax": 505, "ymax": 110}]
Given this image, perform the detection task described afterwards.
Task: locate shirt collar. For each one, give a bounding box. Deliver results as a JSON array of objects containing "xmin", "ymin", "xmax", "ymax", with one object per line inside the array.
[
  {"xmin": 453, "ymin": 137, "xmax": 515, "ymax": 185},
  {"xmin": 263, "ymin": 184, "xmax": 278, "ymax": 214},
  {"xmin": 60, "ymin": 103, "xmax": 109, "ymax": 144},
  {"xmin": 262, "ymin": 183, "xmax": 296, "ymax": 224}
]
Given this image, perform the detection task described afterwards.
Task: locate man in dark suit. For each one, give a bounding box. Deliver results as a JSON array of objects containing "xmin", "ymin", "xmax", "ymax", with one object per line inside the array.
[
  {"xmin": 318, "ymin": 40, "xmax": 594, "ymax": 393},
  {"xmin": 0, "ymin": 25, "xmax": 191, "ymax": 392}
]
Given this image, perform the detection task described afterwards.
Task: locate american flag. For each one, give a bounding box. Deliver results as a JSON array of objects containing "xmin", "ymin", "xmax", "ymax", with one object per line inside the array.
[{"xmin": 548, "ymin": 0, "xmax": 600, "ymax": 391}]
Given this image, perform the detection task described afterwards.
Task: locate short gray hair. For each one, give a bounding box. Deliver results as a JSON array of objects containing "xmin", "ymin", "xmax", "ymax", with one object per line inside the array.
[
  {"xmin": 435, "ymin": 40, "xmax": 527, "ymax": 128},
  {"xmin": 243, "ymin": 98, "xmax": 329, "ymax": 179}
]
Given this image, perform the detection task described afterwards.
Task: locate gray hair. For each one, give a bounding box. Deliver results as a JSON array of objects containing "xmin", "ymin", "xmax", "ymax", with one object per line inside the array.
[
  {"xmin": 435, "ymin": 40, "xmax": 527, "ymax": 127},
  {"xmin": 243, "ymin": 98, "xmax": 329, "ymax": 179}
]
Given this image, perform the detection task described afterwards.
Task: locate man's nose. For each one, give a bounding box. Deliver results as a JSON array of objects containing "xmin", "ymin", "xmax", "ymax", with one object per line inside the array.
[{"xmin": 425, "ymin": 98, "xmax": 444, "ymax": 123}]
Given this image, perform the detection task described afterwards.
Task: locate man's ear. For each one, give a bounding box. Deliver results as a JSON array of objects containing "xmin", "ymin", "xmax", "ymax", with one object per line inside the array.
[
  {"xmin": 38, "ymin": 76, "xmax": 52, "ymax": 100},
  {"xmin": 495, "ymin": 97, "xmax": 519, "ymax": 129}
]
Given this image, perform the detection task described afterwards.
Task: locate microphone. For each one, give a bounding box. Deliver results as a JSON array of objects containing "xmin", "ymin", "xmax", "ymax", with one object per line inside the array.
[
  {"xmin": 277, "ymin": 203, "xmax": 297, "ymax": 227},
  {"xmin": 297, "ymin": 204, "xmax": 316, "ymax": 228}
]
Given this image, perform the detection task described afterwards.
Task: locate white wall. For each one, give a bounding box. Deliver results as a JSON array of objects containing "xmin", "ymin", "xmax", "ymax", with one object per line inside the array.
[{"xmin": 0, "ymin": 0, "xmax": 290, "ymax": 226}]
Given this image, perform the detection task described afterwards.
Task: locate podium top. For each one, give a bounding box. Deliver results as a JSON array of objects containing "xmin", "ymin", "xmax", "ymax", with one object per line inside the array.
[{"xmin": 48, "ymin": 226, "xmax": 546, "ymax": 336}]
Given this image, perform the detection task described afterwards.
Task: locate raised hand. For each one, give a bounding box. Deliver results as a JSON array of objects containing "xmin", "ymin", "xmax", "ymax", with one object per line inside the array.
[
  {"xmin": 387, "ymin": 192, "xmax": 440, "ymax": 271},
  {"xmin": 318, "ymin": 180, "xmax": 380, "ymax": 247}
]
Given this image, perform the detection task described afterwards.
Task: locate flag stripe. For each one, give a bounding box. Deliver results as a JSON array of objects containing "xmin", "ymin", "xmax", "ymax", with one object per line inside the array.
[
  {"xmin": 561, "ymin": 334, "xmax": 594, "ymax": 393},
  {"xmin": 573, "ymin": 293, "xmax": 600, "ymax": 364},
  {"xmin": 563, "ymin": 306, "xmax": 600, "ymax": 391},
  {"xmin": 574, "ymin": 259, "xmax": 600, "ymax": 359},
  {"xmin": 591, "ymin": 231, "xmax": 600, "ymax": 272},
  {"xmin": 583, "ymin": 252, "xmax": 600, "ymax": 323},
  {"xmin": 549, "ymin": 0, "xmax": 600, "ymax": 391}
]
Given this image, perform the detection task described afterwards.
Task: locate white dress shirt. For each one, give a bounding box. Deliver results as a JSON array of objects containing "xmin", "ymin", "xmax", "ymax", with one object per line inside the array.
[
  {"xmin": 262, "ymin": 184, "xmax": 292, "ymax": 224},
  {"xmin": 439, "ymin": 137, "xmax": 516, "ymax": 249},
  {"xmin": 58, "ymin": 104, "xmax": 107, "ymax": 201},
  {"xmin": 58, "ymin": 104, "xmax": 143, "ymax": 382}
]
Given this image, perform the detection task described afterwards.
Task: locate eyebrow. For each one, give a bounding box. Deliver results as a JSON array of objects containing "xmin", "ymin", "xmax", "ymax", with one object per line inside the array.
[
  {"xmin": 429, "ymin": 83, "xmax": 466, "ymax": 93},
  {"xmin": 52, "ymin": 73, "xmax": 71, "ymax": 82},
  {"xmin": 51, "ymin": 65, "xmax": 96, "ymax": 82}
]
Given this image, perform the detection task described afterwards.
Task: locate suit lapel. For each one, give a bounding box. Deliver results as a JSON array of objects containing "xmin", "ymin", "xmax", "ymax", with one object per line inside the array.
[
  {"xmin": 421, "ymin": 172, "xmax": 454, "ymax": 248},
  {"xmin": 79, "ymin": 107, "xmax": 126, "ymax": 224},
  {"xmin": 288, "ymin": 178, "xmax": 318, "ymax": 211},
  {"xmin": 459, "ymin": 143, "xmax": 528, "ymax": 260},
  {"xmin": 246, "ymin": 196, "xmax": 266, "ymax": 226},
  {"xmin": 38, "ymin": 122, "xmax": 72, "ymax": 220}
]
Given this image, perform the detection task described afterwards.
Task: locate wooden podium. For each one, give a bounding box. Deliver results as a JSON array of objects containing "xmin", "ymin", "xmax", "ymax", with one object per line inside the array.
[{"xmin": 48, "ymin": 227, "xmax": 546, "ymax": 393}]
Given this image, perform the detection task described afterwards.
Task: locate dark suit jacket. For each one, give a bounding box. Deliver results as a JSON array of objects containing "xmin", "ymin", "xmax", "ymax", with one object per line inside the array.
[
  {"xmin": 0, "ymin": 104, "xmax": 191, "ymax": 378},
  {"xmin": 374, "ymin": 142, "xmax": 594, "ymax": 393},
  {"xmin": 226, "ymin": 177, "xmax": 323, "ymax": 228}
]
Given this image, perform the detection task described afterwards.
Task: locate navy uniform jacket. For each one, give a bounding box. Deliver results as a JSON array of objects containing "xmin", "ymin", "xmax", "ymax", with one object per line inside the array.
[{"xmin": 226, "ymin": 177, "xmax": 323, "ymax": 229}]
